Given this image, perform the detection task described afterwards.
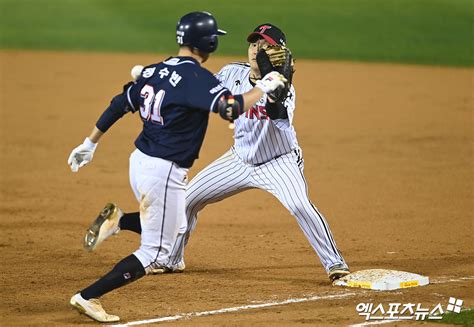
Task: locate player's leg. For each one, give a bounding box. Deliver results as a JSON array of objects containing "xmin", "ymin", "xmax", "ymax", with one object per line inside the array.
[
  {"xmin": 254, "ymin": 149, "xmax": 349, "ymax": 280},
  {"xmin": 119, "ymin": 212, "xmax": 141, "ymax": 233},
  {"xmin": 117, "ymin": 157, "xmax": 144, "ymax": 234},
  {"xmin": 169, "ymin": 148, "xmax": 253, "ymax": 266},
  {"xmin": 71, "ymin": 149, "xmax": 178, "ymax": 322},
  {"xmin": 70, "ymin": 253, "xmax": 145, "ymax": 322},
  {"xmin": 83, "ymin": 160, "xmax": 142, "ymax": 251},
  {"xmin": 82, "ymin": 207, "xmax": 141, "ymax": 251},
  {"xmin": 83, "ymin": 204, "xmax": 125, "ymax": 251},
  {"xmin": 130, "ymin": 149, "xmax": 189, "ymax": 273},
  {"xmin": 82, "ymin": 149, "xmax": 249, "ymax": 270}
]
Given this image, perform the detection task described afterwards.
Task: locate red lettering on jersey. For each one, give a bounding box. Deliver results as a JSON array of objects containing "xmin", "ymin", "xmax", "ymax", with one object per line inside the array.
[
  {"xmin": 259, "ymin": 106, "xmax": 268, "ymax": 120},
  {"xmin": 245, "ymin": 106, "xmax": 258, "ymax": 119},
  {"xmin": 245, "ymin": 105, "xmax": 269, "ymax": 120}
]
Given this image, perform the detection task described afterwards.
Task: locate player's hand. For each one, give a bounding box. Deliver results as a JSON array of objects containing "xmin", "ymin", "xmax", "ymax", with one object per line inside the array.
[
  {"xmin": 67, "ymin": 137, "xmax": 98, "ymax": 172},
  {"xmin": 255, "ymin": 71, "xmax": 287, "ymax": 94}
]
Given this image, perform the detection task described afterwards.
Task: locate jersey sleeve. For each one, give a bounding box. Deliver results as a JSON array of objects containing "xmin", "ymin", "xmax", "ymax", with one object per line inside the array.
[
  {"xmin": 214, "ymin": 65, "xmax": 229, "ymax": 83},
  {"xmin": 95, "ymin": 81, "xmax": 138, "ymax": 132},
  {"xmin": 185, "ymin": 69, "xmax": 229, "ymax": 112},
  {"xmin": 126, "ymin": 79, "xmax": 146, "ymax": 113}
]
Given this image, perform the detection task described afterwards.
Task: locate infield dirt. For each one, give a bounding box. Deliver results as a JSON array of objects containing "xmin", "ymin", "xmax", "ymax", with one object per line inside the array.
[{"xmin": 0, "ymin": 50, "xmax": 472, "ymax": 326}]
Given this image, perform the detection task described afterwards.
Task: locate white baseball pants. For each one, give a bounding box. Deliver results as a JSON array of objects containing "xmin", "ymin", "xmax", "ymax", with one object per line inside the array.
[
  {"xmin": 129, "ymin": 149, "xmax": 188, "ymax": 274},
  {"xmin": 171, "ymin": 147, "xmax": 348, "ymax": 272}
]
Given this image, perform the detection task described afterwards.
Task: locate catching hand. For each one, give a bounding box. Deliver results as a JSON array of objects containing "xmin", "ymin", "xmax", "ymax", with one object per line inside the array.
[
  {"xmin": 67, "ymin": 137, "xmax": 98, "ymax": 172},
  {"xmin": 256, "ymin": 45, "xmax": 295, "ymax": 102},
  {"xmin": 256, "ymin": 71, "xmax": 287, "ymax": 94}
]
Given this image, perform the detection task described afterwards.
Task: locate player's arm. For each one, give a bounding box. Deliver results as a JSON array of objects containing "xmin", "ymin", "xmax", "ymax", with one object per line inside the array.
[
  {"xmin": 95, "ymin": 81, "xmax": 140, "ymax": 133},
  {"xmin": 256, "ymin": 44, "xmax": 295, "ymax": 120},
  {"xmin": 67, "ymin": 81, "xmax": 138, "ymax": 172},
  {"xmin": 265, "ymin": 85, "xmax": 295, "ymax": 120},
  {"xmin": 265, "ymin": 101, "xmax": 287, "ymax": 119},
  {"xmin": 215, "ymin": 72, "xmax": 286, "ymax": 121}
]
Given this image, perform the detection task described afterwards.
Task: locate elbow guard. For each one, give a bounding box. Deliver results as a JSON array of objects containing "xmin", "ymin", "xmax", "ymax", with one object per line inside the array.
[{"xmin": 216, "ymin": 94, "xmax": 244, "ymax": 121}]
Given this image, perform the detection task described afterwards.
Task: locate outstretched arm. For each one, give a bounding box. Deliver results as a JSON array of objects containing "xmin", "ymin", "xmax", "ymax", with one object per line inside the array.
[
  {"xmin": 67, "ymin": 80, "xmax": 136, "ymax": 172},
  {"xmin": 67, "ymin": 127, "xmax": 104, "ymax": 172},
  {"xmin": 215, "ymin": 71, "xmax": 287, "ymax": 121},
  {"xmin": 88, "ymin": 126, "xmax": 104, "ymax": 143}
]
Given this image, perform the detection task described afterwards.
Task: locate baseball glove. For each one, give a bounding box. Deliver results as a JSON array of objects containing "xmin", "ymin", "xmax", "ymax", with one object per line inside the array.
[{"xmin": 256, "ymin": 45, "xmax": 294, "ymax": 102}]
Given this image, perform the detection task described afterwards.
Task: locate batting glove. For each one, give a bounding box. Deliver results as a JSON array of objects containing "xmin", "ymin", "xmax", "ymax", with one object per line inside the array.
[
  {"xmin": 67, "ymin": 137, "xmax": 98, "ymax": 172},
  {"xmin": 256, "ymin": 71, "xmax": 287, "ymax": 94}
]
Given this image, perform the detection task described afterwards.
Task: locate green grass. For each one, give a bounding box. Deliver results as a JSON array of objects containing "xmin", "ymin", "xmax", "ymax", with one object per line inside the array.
[
  {"xmin": 430, "ymin": 309, "xmax": 474, "ymax": 326},
  {"xmin": 0, "ymin": 0, "xmax": 472, "ymax": 66}
]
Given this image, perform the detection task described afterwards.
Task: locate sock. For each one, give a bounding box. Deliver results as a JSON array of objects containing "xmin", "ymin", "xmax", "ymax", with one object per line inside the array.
[
  {"xmin": 119, "ymin": 212, "xmax": 141, "ymax": 234},
  {"xmin": 80, "ymin": 254, "xmax": 145, "ymax": 300}
]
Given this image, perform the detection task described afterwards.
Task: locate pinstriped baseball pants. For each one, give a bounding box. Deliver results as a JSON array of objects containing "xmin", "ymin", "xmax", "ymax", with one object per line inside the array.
[{"xmin": 170, "ymin": 147, "xmax": 348, "ymax": 272}]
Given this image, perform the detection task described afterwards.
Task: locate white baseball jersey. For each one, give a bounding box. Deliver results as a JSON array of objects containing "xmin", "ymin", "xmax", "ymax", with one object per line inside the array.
[
  {"xmin": 216, "ymin": 63, "xmax": 298, "ymax": 165},
  {"xmin": 169, "ymin": 61, "xmax": 349, "ymax": 274}
]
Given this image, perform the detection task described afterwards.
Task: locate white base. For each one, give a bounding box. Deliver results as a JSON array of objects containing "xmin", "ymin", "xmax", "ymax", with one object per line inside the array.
[{"xmin": 333, "ymin": 269, "xmax": 429, "ymax": 291}]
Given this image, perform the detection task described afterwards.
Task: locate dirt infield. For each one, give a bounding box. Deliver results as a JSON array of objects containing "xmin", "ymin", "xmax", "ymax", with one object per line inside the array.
[{"xmin": 0, "ymin": 50, "xmax": 472, "ymax": 326}]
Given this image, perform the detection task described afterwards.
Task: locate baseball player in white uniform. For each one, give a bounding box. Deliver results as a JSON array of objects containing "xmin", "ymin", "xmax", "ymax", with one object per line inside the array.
[
  {"xmin": 172, "ymin": 23, "xmax": 350, "ymax": 281},
  {"xmin": 85, "ymin": 23, "xmax": 350, "ymax": 282}
]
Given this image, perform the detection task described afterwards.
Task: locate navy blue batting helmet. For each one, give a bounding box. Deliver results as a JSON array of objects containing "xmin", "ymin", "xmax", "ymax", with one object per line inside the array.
[{"xmin": 176, "ymin": 11, "xmax": 226, "ymax": 53}]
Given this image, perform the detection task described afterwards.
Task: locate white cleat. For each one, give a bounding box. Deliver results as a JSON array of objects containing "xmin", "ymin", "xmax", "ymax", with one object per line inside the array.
[
  {"xmin": 328, "ymin": 263, "xmax": 351, "ymax": 282},
  {"xmin": 84, "ymin": 203, "xmax": 123, "ymax": 252},
  {"xmin": 70, "ymin": 293, "xmax": 120, "ymax": 322},
  {"xmin": 150, "ymin": 259, "xmax": 186, "ymax": 275}
]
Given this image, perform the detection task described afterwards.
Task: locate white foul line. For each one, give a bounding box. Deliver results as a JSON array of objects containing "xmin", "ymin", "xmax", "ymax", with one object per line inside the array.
[
  {"xmin": 431, "ymin": 276, "xmax": 474, "ymax": 284},
  {"xmin": 110, "ymin": 275, "xmax": 474, "ymax": 326},
  {"xmin": 110, "ymin": 292, "xmax": 356, "ymax": 326}
]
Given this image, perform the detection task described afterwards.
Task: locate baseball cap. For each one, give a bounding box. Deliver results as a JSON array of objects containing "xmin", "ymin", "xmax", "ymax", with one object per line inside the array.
[{"xmin": 247, "ymin": 23, "xmax": 286, "ymax": 46}]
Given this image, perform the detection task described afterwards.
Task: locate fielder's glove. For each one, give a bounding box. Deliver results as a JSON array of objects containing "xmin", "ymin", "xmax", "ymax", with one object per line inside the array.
[
  {"xmin": 67, "ymin": 137, "xmax": 98, "ymax": 172},
  {"xmin": 256, "ymin": 45, "xmax": 295, "ymax": 102}
]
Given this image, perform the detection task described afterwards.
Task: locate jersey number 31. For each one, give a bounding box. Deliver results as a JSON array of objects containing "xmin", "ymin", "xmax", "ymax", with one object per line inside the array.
[{"xmin": 140, "ymin": 85, "xmax": 164, "ymax": 124}]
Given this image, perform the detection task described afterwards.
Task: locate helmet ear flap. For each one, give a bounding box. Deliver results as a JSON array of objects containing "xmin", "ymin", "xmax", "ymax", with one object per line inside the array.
[{"xmin": 197, "ymin": 35, "xmax": 218, "ymax": 53}]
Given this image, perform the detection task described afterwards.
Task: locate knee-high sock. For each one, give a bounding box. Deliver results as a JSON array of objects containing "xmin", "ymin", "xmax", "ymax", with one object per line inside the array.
[
  {"xmin": 119, "ymin": 212, "xmax": 141, "ymax": 234},
  {"xmin": 80, "ymin": 254, "xmax": 145, "ymax": 300}
]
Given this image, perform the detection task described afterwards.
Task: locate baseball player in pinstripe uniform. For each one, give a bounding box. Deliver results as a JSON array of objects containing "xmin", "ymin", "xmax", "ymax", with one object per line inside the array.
[
  {"xmin": 84, "ymin": 23, "xmax": 350, "ymax": 285},
  {"xmin": 66, "ymin": 13, "xmax": 286, "ymax": 323}
]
